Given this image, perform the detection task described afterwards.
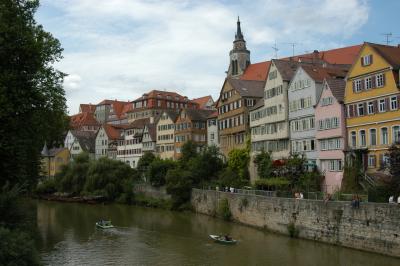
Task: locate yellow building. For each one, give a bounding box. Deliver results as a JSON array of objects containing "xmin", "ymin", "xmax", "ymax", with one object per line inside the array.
[
  {"xmin": 344, "ymin": 42, "xmax": 400, "ymax": 174},
  {"xmin": 41, "ymin": 143, "xmax": 70, "ymax": 178}
]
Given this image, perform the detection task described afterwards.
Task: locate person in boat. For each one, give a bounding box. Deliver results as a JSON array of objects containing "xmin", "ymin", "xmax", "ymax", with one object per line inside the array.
[{"xmin": 224, "ymin": 235, "xmax": 232, "ymax": 241}]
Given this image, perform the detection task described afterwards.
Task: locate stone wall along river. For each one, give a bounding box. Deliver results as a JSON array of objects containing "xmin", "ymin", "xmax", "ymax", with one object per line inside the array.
[{"xmin": 191, "ymin": 189, "xmax": 400, "ymax": 258}]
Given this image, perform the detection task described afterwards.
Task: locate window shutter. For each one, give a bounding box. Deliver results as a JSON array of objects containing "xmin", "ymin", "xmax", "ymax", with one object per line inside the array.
[
  {"xmin": 352, "ymin": 81, "xmax": 355, "ymax": 92},
  {"xmin": 397, "ymin": 95, "xmax": 400, "ymax": 107},
  {"xmin": 385, "ymin": 97, "xmax": 390, "ymax": 111},
  {"xmin": 373, "ymin": 100, "xmax": 378, "ymax": 113},
  {"xmin": 360, "ymin": 79, "xmax": 365, "ymax": 90},
  {"xmin": 371, "ymin": 75, "xmax": 376, "ymax": 88},
  {"xmin": 382, "ymin": 73, "xmax": 386, "ymax": 85},
  {"xmin": 351, "ymin": 104, "xmax": 356, "ymax": 117},
  {"xmin": 363, "ymin": 102, "xmax": 367, "ymax": 114},
  {"xmin": 361, "ymin": 57, "xmax": 364, "ymax": 66},
  {"xmin": 370, "ymin": 55, "xmax": 373, "ymax": 64}
]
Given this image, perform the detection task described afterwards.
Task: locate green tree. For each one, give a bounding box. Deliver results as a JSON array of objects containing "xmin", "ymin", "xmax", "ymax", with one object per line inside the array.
[
  {"xmin": 227, "ymin": 148, "xmax": 250, "ymax": 180},
  {"xmin": 147, "ymin": 158, "xmax": 176, "ymax": 187},
  {"xmin": 137, "ymin": 152, "xmax": 156, "ymax": 181},
  {"xmin": 388, "ymin": 144, "xmax": 400, "ymax": 193},
  {"xmin": 165, "ymin": 168, "xmax": 193, "ymax": 210},
  {"xmin": 180, "ymin": 140, "xmax": 198, "ymax": 163},
  {"xmin": 285, "ymin": 154, "xmax": 306, "ymax": 187},
  {"xmin": 0, "ymin": 0, "xmax": 68, "ymax": 188},
  {"xmin": 254, "ymin": 150, "xmax": 273, "ymax": 179}
]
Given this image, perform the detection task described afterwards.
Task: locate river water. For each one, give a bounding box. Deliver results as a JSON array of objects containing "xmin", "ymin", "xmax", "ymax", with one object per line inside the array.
[{"xmin": 36, "ymin": 200, "xmax": 400, "ymax": 266}]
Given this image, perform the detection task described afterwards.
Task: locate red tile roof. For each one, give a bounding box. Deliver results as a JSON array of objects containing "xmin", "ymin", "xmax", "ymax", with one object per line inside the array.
[
  {"xmin": 208, "ymin": 111, "xmax": 218, "ymax": 118},
  {"xmin": 79, "ymin": 104, "xmax": 96, "ymax": 113},
  {"xmin": 240, "ymin": 44, "xmax": 362, "ymax": 81},
  {"xmin": 70, "ymin": 112, "xmax": 99, "ymax": 129},
  {"xmin": 191, "ymin": 95, "xmax": 214, "ymax": 109},
  {"xmin": 103, "ymin": 124, "xmax": 123, "ymax": 140},
  {"xmin": 133, "ymin": 90, "xmax": 189, "ymax": 103},
  {"xmin": 97, "ymin": 99, "xmax": 130, "ymax": 119}
]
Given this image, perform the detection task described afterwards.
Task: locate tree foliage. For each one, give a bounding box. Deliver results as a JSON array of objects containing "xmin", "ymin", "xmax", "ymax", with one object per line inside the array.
[
  {"xmin": 254, "ymin": 150, "xmax": 273, "ymax": 179},
  {"xmin": 165, "ymin": 168, "xmax": 193, "ymax": 210},
  {"xmin": 137, "ymin": 152, "xmax": 156, "ymax": 181},
  {"xmin": 388, "ymin": 144, "xmax": 400, "ymax": 193},
  {"xmin": 227, "ymin": 148, "xmax": 250, "ymax": 180},
  {"xmin": 0, "ymin": 0, "xmax": 68, "ymax": 188},
  {"xmin": 147, "ymin": 158, "xmax": 176, "ymax": 187}
]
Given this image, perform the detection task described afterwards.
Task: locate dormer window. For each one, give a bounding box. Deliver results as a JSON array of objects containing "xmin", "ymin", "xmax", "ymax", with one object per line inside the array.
[{"xmin": 361, "ymin": 55, "xmax": 372, "ymax": 66}]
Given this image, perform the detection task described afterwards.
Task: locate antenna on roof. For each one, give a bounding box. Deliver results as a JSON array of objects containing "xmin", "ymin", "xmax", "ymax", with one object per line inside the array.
[
  {"xmin": 272, "ymin": 41, "xmax": 279, "ymax": 59},
  {"xmin": 283, "ymin": 42, "xmax": 301, "ymax": 57},
  {"xmin": 381, "ymin": 32, "xmax": 393, "ymax": 45}
]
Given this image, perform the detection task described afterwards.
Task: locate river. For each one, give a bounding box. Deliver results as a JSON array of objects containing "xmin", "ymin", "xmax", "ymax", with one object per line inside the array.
[{"xmin": 36, "ymin": 200, "xmax": 400, "ymax": 266}]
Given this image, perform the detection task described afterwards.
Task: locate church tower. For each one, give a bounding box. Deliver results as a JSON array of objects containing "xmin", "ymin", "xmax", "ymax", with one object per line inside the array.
[{"xmin": 227, "ymin": 17, "xmax": 250, "ymax": 78}]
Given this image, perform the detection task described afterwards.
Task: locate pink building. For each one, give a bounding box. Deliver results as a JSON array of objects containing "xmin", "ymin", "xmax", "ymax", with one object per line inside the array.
[{"xmin": 315, "ymin": 79, "xmax": 347, "ymax": 193}]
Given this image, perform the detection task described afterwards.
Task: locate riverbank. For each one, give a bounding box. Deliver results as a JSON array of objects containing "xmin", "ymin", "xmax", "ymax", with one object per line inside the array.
[{"xmin": 191, "ymin": 189, "xmax": 400, "ymax": 258}]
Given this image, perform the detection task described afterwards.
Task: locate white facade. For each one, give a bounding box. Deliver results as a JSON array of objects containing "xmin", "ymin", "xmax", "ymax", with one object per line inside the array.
[
  {"xmin": 64, "ymin": 130, "xmax": 75, "ymax": 150},
  {"xmin": 207, "ymin": 116, "xmax": 219, "ymax": 147},
  {"xmin": 142, "ymin": 124, "xmax": 156, "ymax": 153},
  {"xmin": 117, "ymin": 128, "xmax": 143, "ymax": 168},
  {"xmin": 95, "ymin": 127, "xmax": 109, "ymax": 159}
]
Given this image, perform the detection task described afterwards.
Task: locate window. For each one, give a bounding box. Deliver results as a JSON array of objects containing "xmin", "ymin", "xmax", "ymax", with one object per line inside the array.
[
  {"xmin": 357, "ymin": 103, "xmax": 364, "ymax": 116},
  {"xmin": 376, "ymin": 73, "xmax": 384, "ymax": 87},
  {"xmin": 370, "ymin": 129, "xmax": 377, "ymax": 146},
  {"xmin": 393, "ymin": 126, "xmax": 400, "ymax": 144},
  {"xmin": 360, "ymin": 130, "xmax": 366, "ymax": 147},
  {"xmin": 381, "ymin": 127, "xmax": 388, "ymax": 145},
  {"xmin": 365, "ymin": 77, "xmax": 372, "ymax": 90},
  {"xmin": 329, "ymin": 160, "xmax": 343, "ymax": 171},
  {"xmin": 362, "ymin": 54, "xmax": 372, "ymax": 66},
  {"xmin": 368, "ymin": 155, "xmax": 376, "ymax": 168},
  {"xmin": 379, "ymin": 99, "xmax": 386, "ymax": 112},
  {"xmin": 367, "ymin": 101, "xmax": 374, "ymax": 114},
  {"xmin": 269, "ymin": 70, "xmax": 277, "ymax": 80},
  {"xmin": 390, "ymin": 96, "xmax": 398, "ymax": 110},
  {"xmin": 351, "ymin": 131, "xmax": 357, "ymax": 147},
  {"xmin": 355, "ymin": 79, "xmax": 362, "ymax": 92}
]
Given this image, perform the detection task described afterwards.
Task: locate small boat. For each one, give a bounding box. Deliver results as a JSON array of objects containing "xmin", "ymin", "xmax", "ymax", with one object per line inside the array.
[
  {"xmin": 96, "ymin": 220, "xmax": 114, "ymax": 229},
  {"xmin": 209, "ymin": 234, "xmax": 237, "ymax": 244}
]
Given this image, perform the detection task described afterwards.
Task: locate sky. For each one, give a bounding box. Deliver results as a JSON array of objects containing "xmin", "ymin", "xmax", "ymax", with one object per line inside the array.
[{"xmin": 35, "ymin": 0, "xmax": 400, "ymax": 114}]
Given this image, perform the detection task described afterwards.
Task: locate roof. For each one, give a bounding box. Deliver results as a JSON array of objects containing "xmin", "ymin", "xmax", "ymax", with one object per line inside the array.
[
  {"xmin": 207, "ymin": 111, "xmax": 218, "ymax": 119},
  {"xmin": 125, "ymin": 118, "xmax": 150, "ymax": 129},
  {"xmin": 191, "ymin": 95, "xmax": 214, "ymax": 109},
  {"xmin": 162, "ymin": 110, "xmax": 179, "ymax": 122},
  {"xmin": 240, "ymin": 44, "xmax": 362, "ymax": 81},
  {"xmin": 227, "ymin": 79, "xmax": 265, "ymax": 97},
  {"xmin": 272, "ymin": 59, "xmax": 301, "ymax": 81},
  {"xmin": 103, "ymin": 124, "xmax": 123, "ymax": 140},
  {"xmin": 74, "ymin": 131, "xmax": 96, "ymax": 153},
  {"xmin": 250, "ymin": 99, "xmax": 264, "ymax": 111},
  {"xmin": 184, "ymin": 109, "xmax": 214, "ymax": 121},
  {"xmin": 79, "ymin": 104, "xmax": 96, "ymax": 113},
  {"xmin": 120, "ymin": 103, "xmax": 133, "ymax": 118},
  {"xmin": 325, "ymin": 78, "xmax": 346, "ymax": 102},
  {"xmin": 145, "ymin": 123, "xmax": 157, "ymax": 141},
  {"xmin": 301, "ymin": 64, "xmax": 349, "ymax": 83},
  {"xmin": 133, "ymin": 90, "xmax": 190, "ymax": 103},
  {"xmin": 97, "ymin": 99, "xmax": 130, "ymax": 119},
  {"xmin": 70, "ymin": 112, "xmax": 99, "ymax": 129},
  {"xmin": 368, "ymin": 42, "xmax": 400, "ymax": 69},
  {"xmin": 48, "ymin": 148, "xmax": 67, "ymax": 157}
]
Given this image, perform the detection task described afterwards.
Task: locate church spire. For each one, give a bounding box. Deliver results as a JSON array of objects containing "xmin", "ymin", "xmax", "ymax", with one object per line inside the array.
[{"xmin": 235, "ymin": 16, "xmax": 244, "ymax": 41}]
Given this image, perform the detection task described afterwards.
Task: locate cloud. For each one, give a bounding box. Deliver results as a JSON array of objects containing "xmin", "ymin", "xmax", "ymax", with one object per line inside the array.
[{"xmin": 36, "ymin": 0, "xmax": 369, "ymax": 114}]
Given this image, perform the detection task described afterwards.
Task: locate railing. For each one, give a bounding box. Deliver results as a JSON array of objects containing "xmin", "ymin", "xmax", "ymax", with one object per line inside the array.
[{"xmin": 209, "ymin": 187, "xmax": 368, "ymax": 202}]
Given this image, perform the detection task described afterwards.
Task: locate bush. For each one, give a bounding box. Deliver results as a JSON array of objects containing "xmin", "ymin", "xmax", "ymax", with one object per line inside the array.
[
  {"xmin": 228, "ymin": 148, "xmax": 250, "ymax": 180},
  {"xmin": 35, "ymin": 178, "xmax": 57, "ymax": 194},
  {"xmin": 218, "ymin": 168, "xmax": 249, "ymax": 188},
  {"xmin": 147, "ymin": 158, "xmax": 176, "ymax": 187},
  {"xmin": 254, "ymin": 150, "xmax": 273, "ymax": 179},
  {"xmin": 255, "ymin": 177, "xmax": 290, "ymax": 190},
  {"xmin": 218, "ymin": 198, "xmax": 232, "ymax": 221},
  {"xmin": 368, "ymin": 185, "xmax": 394, "ymax": 203}
]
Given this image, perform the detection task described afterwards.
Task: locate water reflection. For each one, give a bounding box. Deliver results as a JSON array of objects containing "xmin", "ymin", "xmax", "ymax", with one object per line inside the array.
[{"xmin": 36, "ymin": 200, "xmax": 400, "ymax": 266}]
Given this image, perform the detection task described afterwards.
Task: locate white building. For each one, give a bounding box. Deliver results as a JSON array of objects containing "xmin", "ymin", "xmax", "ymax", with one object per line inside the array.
[
  {"xmin": 207, "ymin": 111, "xmax": 219, "ymax": 147},
  {"xmin": 95, "ymin": 124, "xmax": 123, "ymax": 159}
]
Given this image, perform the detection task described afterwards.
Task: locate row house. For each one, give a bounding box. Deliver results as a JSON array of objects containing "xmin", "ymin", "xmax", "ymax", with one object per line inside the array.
[
  {"xmin": 68, "ymin": 130, "xmax": 96, "ymax": 159},
  {"xmin": 142, "ymin": 122, "xmax": 157, "ymax": 153},
  {"xmin": 344, "ymin": 42, "xmax": 400, "ymax": 176},
  {"xmin": 289, "ymin": 64, "xmax": 348, "ymax": 170},
  {"xmin": 192, "ymin": 95, "xmax": 215, "ymax": 110},
  {"xmin": 41, "ymin": 143, "xmax": 70, "ymax": 178},
  {"xmin": 174, "ymin": 109, "xmax": 213, "ymax": 159},
  {"xmin": 316, "ymin": 79, "xmax": 347, "ymax": 192},
  {"xmin": 207, "ymin": 111, "xmax": 219, "ymax": 147},
  {"xmin": 250, "ymin": 59, "xmax": 300, "ymax": 160},
  {"xmin": 95, "ymin": 124, "xmax": 123, "ymax": 159},
  {"xmin": 127, "ymin": 90, "xmax": 199, "ymax": 123},
  {"xmin": 217, "ymin": 78, "xmax": 265, "ymax": 156},
  {"xmin": 156, "ymin": 110, "xmax": 178, "ymax": 159},
  {"xmin": 69, "ymin": 112, "xmax": 100, "ymax": 132},
  {"xmin": 116, "ymin": 118, "xmax": 149, "ymax": 168}
]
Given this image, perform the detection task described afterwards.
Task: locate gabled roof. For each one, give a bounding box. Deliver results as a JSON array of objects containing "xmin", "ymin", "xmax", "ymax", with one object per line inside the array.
[
  {"xmin": 227, "ymin": 79, "xmax": 265, "ymax": 97},
  {"xmin": 301, "ymin": 64, "xmax": 349, "ymax": 83},
  {"xmin": 240, "ymin": 44, "xmax": 362, "ymax": 82},
  {"xmin": 368, "ymin": 42, "xmax": 400, "ymax": 69},
  {"xmin": 272, "ymin": 59, "xmax": 301, "ymax": 81},
  {"xmin": 184, "ymin": 109, "xmax": 214, "ymax": 121},
  {"xmin": 162, "ymin": 110, "xmax": 179, "ymax": 122},
  {"xmin": 250, "ymin": 99, "xmax": 264, "ymax": 111},
  {"xmin": 325, "ymin": 78, "xmax": 346, "ymax": 102},
  {"xmin": 79, "ymin": 104, "xmax": 96, "ymax": 113},
  {"xmin": 191, "ymin": 95, "xmax": 214, "ymax": 109},
  {"xmin": 144, "ymin": 124, "xmax": 157, "ymax": 141},
  {"xmin": 103, "ymin": 124, "xmax": 123, "ymax": 140},
  {"xmin": 73, "ymin": 131, "xmax": 96, "ymax": 153},
  {"xmin": 70, "ymin": 112, "xmax": 99, "ymax": 129}
]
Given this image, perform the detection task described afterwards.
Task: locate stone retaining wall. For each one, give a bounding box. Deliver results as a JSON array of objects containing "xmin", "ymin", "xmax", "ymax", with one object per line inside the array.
[
  {"xmin": 191, "ymin": 189, "xmax": 400, "ymax": 257},
  {"xmin": 133, "ymin": 184, "xmax": 171, "ymax": 200}
]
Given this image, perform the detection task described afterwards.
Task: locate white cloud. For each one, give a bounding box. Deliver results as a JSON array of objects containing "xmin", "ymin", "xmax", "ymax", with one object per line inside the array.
[{"xmin": 37, "ymin": 0, "xmax": 369, "ymax": 113}]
